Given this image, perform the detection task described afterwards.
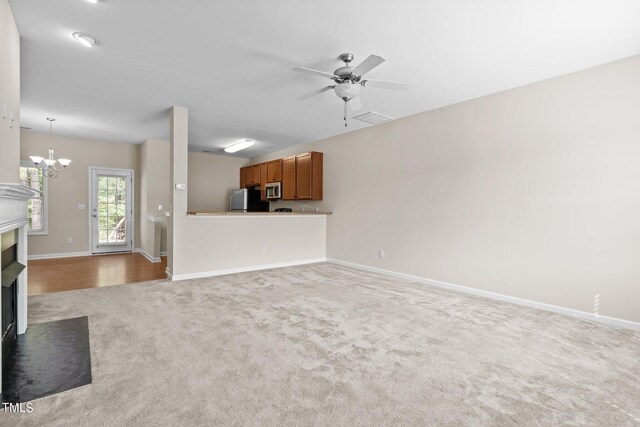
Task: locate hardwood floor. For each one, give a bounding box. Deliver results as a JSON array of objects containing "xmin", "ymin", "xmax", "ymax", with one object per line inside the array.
[{"xmin": 28, "ymin": 253, "xmax": 167, "ymax": 296}]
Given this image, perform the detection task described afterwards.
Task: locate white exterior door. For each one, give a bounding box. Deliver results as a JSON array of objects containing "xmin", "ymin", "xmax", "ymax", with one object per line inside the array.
[{"xmin": 90, "ymin": 167, "xmax": 134, "ymax": 254}]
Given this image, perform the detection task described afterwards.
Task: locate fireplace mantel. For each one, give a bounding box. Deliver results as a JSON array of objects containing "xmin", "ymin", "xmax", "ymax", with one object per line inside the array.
[
  {"xmin": 0, "ymin": 183, "xmax": 40, "ymax": 234},
  {"xmin": 1, "ymin": 182, "xmax": 39, "ymax": 396},
  {"xmin": 0, "ymin": 183, "xmax": 41, "ymax": 200},
  {"xmin": 0, "ymin": 183, "xmax": 40, "ymax": 231}
]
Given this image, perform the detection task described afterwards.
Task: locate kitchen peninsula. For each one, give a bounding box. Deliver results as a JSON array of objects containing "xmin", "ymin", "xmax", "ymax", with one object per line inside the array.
[
  {"xmin": 168, "ymin": 110, "xmax": 329, "ymax": 281},
  {"xmin": 169, "ymin": 210, "xmax": 330, "ymax": 281}
]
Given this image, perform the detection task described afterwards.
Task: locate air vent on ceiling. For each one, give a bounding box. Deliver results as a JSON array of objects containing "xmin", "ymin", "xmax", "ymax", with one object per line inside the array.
[
  {"xmin": 352, "ymin": 111, "xmax": 393, "ymax": 125},
  {"xmin": 20, "ymin": 126, "xmax": 32, "ymax": 130},
  {"xmin": 202, "ymin": 149, "xmax": 215, "ymax": 153}
]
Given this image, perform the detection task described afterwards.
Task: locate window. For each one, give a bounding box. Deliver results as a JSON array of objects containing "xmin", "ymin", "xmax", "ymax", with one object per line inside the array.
[{"xmin": 19, "ymin": 161, "xmax": 48, "ymax": 235}]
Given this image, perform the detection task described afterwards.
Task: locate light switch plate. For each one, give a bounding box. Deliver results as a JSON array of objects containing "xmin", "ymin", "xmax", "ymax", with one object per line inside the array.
[
  {"xmin": 78, "ymin": 203, "xmax": 86, "ymax": 210},
  {"xmin": 175, "ymin": 183, "xmax": 186, "ymax": 190},
  {"xmin": 158, "ymin": 204, "xmax": 163, "ymax": 211},
  {"xmin": 1, "ymin": 103, "xmax": 6, "ymax": 119}
]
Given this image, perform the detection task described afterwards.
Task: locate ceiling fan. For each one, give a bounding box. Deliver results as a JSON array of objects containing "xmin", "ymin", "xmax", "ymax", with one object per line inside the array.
[{"xmin": 294, "ymin": 53, "xmax": 410, "ymax": 126}]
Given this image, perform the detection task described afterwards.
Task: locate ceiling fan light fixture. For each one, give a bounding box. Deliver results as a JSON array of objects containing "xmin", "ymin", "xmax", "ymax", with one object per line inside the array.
[
  {"xmin": 334, "ymin": 82, "xmax": 361, "ymax": 100},
  {"xmin": 72, "ymin": 32, "xmax": 97, "ymax": 47},
  {"xmin": 224, "ymin": 138, "xmax": 255, "ymax": 153}
]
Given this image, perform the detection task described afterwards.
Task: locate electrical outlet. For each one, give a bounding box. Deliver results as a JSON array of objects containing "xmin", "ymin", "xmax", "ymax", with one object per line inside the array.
[
  {"xmin": 77, "ymin": 203, "xmax": 86, "ymax": 210},
  {"xmin": 261, "ymin": 246, "xmax": 266, "ymax": 255},
  {"xmin": 67, "ymin": 237, "xmax": 73, "ymax": 244},
  {"xmin": 379, "ymin": 249, "xmax": 384, "ymax": 258}
]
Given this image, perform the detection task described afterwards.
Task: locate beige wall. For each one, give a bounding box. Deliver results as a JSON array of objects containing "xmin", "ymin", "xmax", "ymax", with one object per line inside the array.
[
  {"xmin": 253, "ymin": 55, "xmax": 640, "ymax": 324},
  {"xmin": 20, "ymin": 132, "xmax": 141, "ymax": 255},
  {"xmin": 140, "ymin": 139, "xmax": 170, "ymax": 257},
  {"xmin": 187, "ymin": 152, "xmax": 249, "ymax": 212},
  {"xmin": 0, "ymin": 0, "xmax": 20, "ymax": 183}
]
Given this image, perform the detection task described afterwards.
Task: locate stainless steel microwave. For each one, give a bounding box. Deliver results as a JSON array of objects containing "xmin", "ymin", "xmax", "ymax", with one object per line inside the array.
[{"xmin": 265, "ymin": 182, "xmax": 281, "ymax": 199}]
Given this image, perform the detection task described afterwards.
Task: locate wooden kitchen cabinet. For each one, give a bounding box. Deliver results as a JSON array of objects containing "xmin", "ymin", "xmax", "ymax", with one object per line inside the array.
[
  {"xmin": 267, "ymin": 160, "xmax": 282, "ymax": 183},
  {"xmin": 282, "ymin": 152, "xmax": 323, "ymax": 200},
  {"xmin": 282, "ymin": 156, "xmax": 296, "ymax": 200},
  {"xmin": 260, "ymin": 162, "xmax": 268, "ymax": 201},
  {"xmin": 240, "ymin": 164, "xmax": 261, "ymax": 187},
  {"xmin": 239, "ymin": 152, "xmax": 322, "ymax": 200},
  {"xmin": 250, "ymin": 164, "xmax": 260, "ymax": 185},
  {"xmin": 296, "ymin": 153, "xmax": 312, "ymax": 199},
  {"xmin": 239, "ymin": 166, "xmax": 247, "ymax": 188}
]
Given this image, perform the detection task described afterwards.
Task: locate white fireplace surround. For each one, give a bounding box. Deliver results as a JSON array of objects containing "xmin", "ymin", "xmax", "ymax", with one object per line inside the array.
[{"xmin": 0, "ymin": 183, "xmax": 40, "ymax": 393}]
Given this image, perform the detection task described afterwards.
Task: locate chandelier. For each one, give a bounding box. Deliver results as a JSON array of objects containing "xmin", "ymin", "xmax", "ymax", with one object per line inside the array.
[{"xmin": 29, "ymin": 118, "xmax": 72, "ymax": 178}]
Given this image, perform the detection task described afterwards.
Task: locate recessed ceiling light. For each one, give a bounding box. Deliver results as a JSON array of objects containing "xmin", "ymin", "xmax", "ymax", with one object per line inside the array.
[
  {"xmin": 72, "ymin": 32, "xmax": 97, "ymax": 47},
  {"xmin": 85, "ymin": 0, "xmax": 101, "ymax": 3},
  {"xmin": 224, "ymin": 139, "xmax": 255, "ymax": 153}
]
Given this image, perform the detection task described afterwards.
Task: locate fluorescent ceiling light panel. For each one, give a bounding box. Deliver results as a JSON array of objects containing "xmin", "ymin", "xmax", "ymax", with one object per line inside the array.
[{"xmin": 224, "ymin": 139, "xmax": 255, "ymax": 153}]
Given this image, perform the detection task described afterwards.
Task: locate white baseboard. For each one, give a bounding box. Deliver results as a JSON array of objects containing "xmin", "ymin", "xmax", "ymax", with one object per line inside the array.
[
  {"xmin": 28, "ymin": 251, "xmax": 91, "ymax": 260},
  {"xmin": 326, "ymin": 258, "xmax": 640, "ymax": 332},
  {"xmin": 170, "ymin": 258, "xmax": 327, "ymax": 281},
  {"xmin": 160, "ymin": 251, "xmax": 167, "ymax": 257},
  {"xmin": 139, "ymin": 248, "xmax": 161, "ymax": 263}
]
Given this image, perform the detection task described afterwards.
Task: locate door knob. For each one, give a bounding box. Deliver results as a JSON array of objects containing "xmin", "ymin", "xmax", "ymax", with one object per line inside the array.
[{"xmin": 92, "ymin": 214, "xmax": 97, "ymax": 218}]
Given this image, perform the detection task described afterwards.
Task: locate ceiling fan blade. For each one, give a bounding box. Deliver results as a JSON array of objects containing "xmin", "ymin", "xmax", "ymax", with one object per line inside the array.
[
  {"xmin": 293, "ymin": 67, "xmax": 337, "ymax": 79},
  {"xmin": 351, "ymin": 54, "xmax": 386, "ymax": 76},
  {"xmin": 361, "ymin": 79, "xmax": 411, "ymax": 91},
  {"xmin": 349, "ymin": 96, "xmax": 362, "ymax": 111},
  {"xmin": 296, "ymin": 85, "xmax": 335, "ymax": 101}
]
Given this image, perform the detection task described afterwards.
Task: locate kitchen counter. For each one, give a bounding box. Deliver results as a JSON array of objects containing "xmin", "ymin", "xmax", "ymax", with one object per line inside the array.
[{"xmin": 187, "ymin": 211, "xmax": 332, "ymax": 216}]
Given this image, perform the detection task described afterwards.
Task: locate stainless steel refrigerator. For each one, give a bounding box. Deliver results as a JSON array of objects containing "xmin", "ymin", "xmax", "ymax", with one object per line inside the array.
[
  {"xmin": 230, "ymin": 189, "xmax": 248, "ymax": 212},
  {"xmin": 229, "ymin": 188, "xmax": 269, "ymax": 212}
]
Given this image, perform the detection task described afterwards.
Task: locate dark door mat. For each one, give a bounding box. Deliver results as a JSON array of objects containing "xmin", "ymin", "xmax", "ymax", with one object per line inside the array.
[{"xmin": 2, "ymin": 316, "xmax": 92, "ymax": 403}]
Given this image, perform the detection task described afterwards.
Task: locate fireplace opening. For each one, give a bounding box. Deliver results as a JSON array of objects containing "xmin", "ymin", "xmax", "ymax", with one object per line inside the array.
[{"xmin": 1, "ymin": 230, "xmax": 22, "ymax": 364}]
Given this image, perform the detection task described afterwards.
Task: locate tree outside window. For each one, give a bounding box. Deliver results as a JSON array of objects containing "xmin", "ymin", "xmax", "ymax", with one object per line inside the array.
[{"xmin": 19, "ymin": 162, "xmax": 48, "ymax": 235}]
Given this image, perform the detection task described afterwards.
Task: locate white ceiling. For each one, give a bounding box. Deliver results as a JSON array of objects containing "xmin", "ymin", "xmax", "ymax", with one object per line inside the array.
[{"xmin": 10, "ymin": 0, "xmax": 640, "ymax": 157}]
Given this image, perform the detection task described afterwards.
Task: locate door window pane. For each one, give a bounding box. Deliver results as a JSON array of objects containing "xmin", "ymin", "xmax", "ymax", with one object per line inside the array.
[{"xmin": 97, "ymin": 175, "xmax": 127, "ymax": 243}]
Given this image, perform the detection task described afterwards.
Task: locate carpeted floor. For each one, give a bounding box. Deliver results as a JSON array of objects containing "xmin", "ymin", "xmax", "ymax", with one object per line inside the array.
[{"xmin": 5, "ymin": 263, "xmax": 640, "ymax": 426}]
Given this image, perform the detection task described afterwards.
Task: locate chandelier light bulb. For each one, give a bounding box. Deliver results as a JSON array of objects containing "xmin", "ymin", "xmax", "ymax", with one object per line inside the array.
[{"xmin": 30, "ymin": 156, "xmax": 44, "ymax": 165}]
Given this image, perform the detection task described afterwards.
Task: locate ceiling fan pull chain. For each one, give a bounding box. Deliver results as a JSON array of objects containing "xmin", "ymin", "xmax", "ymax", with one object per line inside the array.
[{"xmin": 344, "ymin": 100, "xmax": 348, "ymax": 127}]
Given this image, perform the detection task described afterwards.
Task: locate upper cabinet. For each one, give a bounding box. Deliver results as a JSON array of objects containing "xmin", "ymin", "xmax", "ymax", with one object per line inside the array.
[
  {"xmin": 266, "ymin": 160, "xmax": 282, "ymax": 183},
  {"xmin": 238, "ymin": 152, "xmax": 323, "ymax": 201},
  {"xmin": 260, "ymin": 163, "xmax": 268, "ymax": 201},
  {"xmin": 283, "ymin": 152, "xmax": 323, "ymax": 201},
  {"xmin": 250, "ymin": 164, "xmax": 260, "ymax": 185},
  {"xmin": 239, "ymin": 166, "xmax": 246, "ymax": 188},
  {"xmin": 282, "ymin": 156, "xmax": 296, "ymax": 200},
  {"xmin": 240, "ymin": 164, "xmax": 261, "ymax": 187}
]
